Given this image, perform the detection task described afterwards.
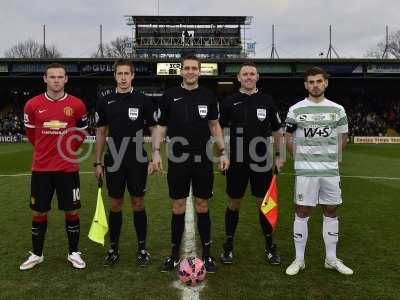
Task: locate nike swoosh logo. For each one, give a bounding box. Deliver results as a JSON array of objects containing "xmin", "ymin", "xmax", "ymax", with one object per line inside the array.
[
  {"xmin": 233, "ymin": 102, "xmax": 242, "ymax": 106},
  {"xmin": 108, "ymin": 100, "xmax": 116, "ymax": 104},
  {"xmin": 173, "ymin": 261, "xmax": 180, "ymax": 268},
  {"xmin": 38, "ymin": 109, "xmax": 46, "ymax": 113},
  {"xmin": 173, "ymin": 97, "xmax": 183, "ymax": 102},
  {"xmin": 328, "ymin": 232, "xmax": 339, "ymax": 236}
]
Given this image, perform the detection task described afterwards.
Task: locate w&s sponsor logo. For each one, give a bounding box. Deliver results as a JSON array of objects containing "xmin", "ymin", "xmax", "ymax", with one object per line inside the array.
[{"xmin": 303, "ymin": 126, "xmax": 333, "ymax": 137}]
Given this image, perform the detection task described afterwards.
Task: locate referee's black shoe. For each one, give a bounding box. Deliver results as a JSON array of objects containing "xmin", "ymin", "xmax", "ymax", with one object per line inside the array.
[
  {"xmin": 104, "ymin": 249, "xmax": 120, "ymax": 267},
  {"xmin": 160, "ymin": 256, "xmax": 180, "ymax": 272},
  {"xmin": 220, "ymin": 241, "xmax": 234, "ymax": 264},
  {"xmin": 220, "ymin": 251, "xmax": 233, "ymax": 264},
  {"xmin": 137, "ymin": 250, "xmax": 150, "ymax": 267},
  {"xmin": 265, "ymin": 244, "xmax": 281, "ymax": 265},
  {"xmin": 203, "ymin": 256, "xmax": 217, "ymax": 273}
]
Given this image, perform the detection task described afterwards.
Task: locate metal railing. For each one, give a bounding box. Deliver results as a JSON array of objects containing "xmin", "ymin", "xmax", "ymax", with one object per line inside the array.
[{"xmin": 135, "ymin": 36, "xmax": 241, "ymax": 48}]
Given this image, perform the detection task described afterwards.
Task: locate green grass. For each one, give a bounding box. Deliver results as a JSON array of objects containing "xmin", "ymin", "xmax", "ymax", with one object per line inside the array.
[{"xmin": 0, "ymin": 143, "xmax": 399, "ymax": 299}]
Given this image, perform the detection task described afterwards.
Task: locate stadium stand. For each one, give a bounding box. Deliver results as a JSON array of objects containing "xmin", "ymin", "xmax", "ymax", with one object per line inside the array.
[
  {"xmin": 1, "ymin": 91, "xmax": 399, "ymax": 138},
  {"xmin": 125, "ymin": 15, "xmax": 251, "ymax": 58},
  {"xmin": 0, "ymin": 111, "xmax": 24, "ymax": 136}
]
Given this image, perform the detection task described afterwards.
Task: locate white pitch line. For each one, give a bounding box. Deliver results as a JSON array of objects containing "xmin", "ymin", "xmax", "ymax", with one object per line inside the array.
[
  {"xmin": 172, "ymin": 186, "xmax": 204, "ymax": 300},
  {"xmin": 0, "ymin": 173, "xmax": 32, "ymax": 177},
  {"xmin": 341, "ymin": 175, "xmax": 400, "ymax": 180},
  {"xmin": 182, "ymin": 187, "xmax": 197, "ymax": 258},
  {"xmin": 1, "ymin": 171, "xmax": 400, "ymax": 181},
  {"xmin": 0, "ymin": 171, "xmax": 93, "ymax": 177},
  {"xmin": 279, "ymin": 172, "xmax": 400, "ymax": 181}
]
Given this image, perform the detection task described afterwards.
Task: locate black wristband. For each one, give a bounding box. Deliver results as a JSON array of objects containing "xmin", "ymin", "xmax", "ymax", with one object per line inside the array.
[{"xmin": 93, "ymin": 162, "xmax": 103, "ymax": 167}]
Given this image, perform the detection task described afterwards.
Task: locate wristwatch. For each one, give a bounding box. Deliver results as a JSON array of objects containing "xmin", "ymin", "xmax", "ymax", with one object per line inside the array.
[{"xmin": 93, "ymin": 162, "xmax": 103, "ymax": 167}]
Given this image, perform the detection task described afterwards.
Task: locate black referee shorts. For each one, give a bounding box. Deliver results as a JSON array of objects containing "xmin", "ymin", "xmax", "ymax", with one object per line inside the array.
[
  {"xmin": 104, "ymin": 153, "xmax": 148, "ymax": 199},
  {"xmin": 30, "ymin": 171, "xmax": 81, "ymax": 213},
  {"xmin": 226, "ymin": 162, "xmax": 273, "ymax": 199},
  {"xmin": 167, "ymin": 153, "xmax": 213, "ymax": 200}
]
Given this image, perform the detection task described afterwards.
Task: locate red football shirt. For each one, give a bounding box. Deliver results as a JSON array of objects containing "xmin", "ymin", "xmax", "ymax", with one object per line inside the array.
[{"xmin": 24, "ymin": 93, "xmax": 88, "ymax": 172}]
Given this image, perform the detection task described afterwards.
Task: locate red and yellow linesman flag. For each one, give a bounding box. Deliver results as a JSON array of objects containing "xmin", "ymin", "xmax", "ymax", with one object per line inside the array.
[
  {"xmin": 88, "ymin": 180, "xmax": 108, "ymax": 246},
  {"xmin": 260, "ymin": 174, "xmax": 279, "ymax": 231}
]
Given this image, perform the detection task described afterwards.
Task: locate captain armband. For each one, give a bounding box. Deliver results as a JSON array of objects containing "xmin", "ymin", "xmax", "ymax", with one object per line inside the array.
[{"xmin": 285, "ymin": 122, "xmax": 297, "ymax": 134}]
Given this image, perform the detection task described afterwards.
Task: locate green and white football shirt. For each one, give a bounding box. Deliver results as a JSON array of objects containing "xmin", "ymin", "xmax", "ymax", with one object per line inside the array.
[{"xmin": 285, "ymin": 98, "xmax": 348, "ymax": 176}]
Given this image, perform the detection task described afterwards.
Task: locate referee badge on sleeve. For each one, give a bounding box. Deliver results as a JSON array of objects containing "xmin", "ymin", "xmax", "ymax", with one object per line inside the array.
[
  {"xmin": 257, "ymin": 108, "xmax": 266, "ymax": 121},
  {"xmin": 128, "ymin": 108, "xmax": 139, "ymax": 121},
  {"xmin": 198, "ymin": 105, "xmax": 208, "ymax": 118}
]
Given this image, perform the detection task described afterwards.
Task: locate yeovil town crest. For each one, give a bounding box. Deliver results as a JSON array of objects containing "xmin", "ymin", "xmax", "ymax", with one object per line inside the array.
[
  {"xmin": 257, "ymin": 108, "xmax": 266, "ymax": 121},
  {"xmin": 198, "ymin": 105, "xmax": 208, "ymax": 118},
  {"xmin": 128, "ymin": 108, "xmax": 139, "ymax": 120}
]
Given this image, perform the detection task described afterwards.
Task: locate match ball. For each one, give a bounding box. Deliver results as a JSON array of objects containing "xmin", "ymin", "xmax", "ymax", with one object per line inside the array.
[{"xmin": 178, "ymin": 256, "xmax": 206, "ymax": 286}]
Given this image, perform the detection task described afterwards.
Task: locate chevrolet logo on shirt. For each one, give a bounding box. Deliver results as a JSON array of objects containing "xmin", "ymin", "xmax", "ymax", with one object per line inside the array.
[{"xmin": 43, "ymin": 120, "xmax": 68, "ymax": 130}]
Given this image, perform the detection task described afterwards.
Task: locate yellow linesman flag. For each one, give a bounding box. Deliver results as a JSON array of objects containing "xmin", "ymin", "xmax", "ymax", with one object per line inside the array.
[
  {"xmin": 88, "ymin": 184, "xmax": 108, "ymax": 246},
  {"xmin": 260, "ymin": 174, "xmax": 279, "ymax": 231}
]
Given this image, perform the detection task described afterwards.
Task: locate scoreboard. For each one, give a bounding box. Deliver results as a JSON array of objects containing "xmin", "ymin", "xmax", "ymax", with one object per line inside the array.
[{"xmin": 156, "ymin": 63, "xmax": 218, "ymax": 76}]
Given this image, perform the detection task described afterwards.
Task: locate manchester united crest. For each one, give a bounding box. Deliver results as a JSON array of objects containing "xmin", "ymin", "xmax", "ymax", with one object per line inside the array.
[
  {"xmin": 128, "ymin": 108, "xmax": 139, "ymax": 120},
  {"xmin": 64, "ymin": 106, "xmax": 74, "ymax": 117}
]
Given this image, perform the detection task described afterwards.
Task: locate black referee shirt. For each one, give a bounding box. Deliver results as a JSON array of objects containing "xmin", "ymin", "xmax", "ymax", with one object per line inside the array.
[
  {"xmin": 96, "ymin": 89, "xmax": 157, "ymax": 151},
  {"xmin": 158, "ymin": 85, "xmax": 218, "ymax": 153},
  {"xmin": 220, "ymin": 90, "xmax": 281, "ymax": 161}
]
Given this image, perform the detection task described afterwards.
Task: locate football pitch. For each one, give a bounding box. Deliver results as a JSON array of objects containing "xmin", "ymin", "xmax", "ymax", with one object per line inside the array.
[{"xmin": 0, "ymin": 143, "xmax": 399, "ymax": 300}]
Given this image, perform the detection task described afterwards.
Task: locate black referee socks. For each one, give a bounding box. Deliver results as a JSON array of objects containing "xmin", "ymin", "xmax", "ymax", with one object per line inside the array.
[
  {"xmin": 109, "ymin": 211, "xmax": 122, "ymax": 251},
  {"xmin": 197, "ymin": 211, "xmax": 212, "ymax": 258},
  {"xmin": 133, "ymin": 209, "xmax": 147, "ymax": 251},
  {"xmin": 225, "ymin": 207, "xmax": 239, "ymax": 243},
  {"xmin": 259, "ymin": 210, "xmax": 274, "ymax": 249},
  {"xmin": 171, "ymin": 213, "xmax": 185, "ymax": 258}
]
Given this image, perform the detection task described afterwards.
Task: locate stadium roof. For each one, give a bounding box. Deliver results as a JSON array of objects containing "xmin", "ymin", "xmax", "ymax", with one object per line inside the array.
[{"xmin": 125, "ymin": 15, "xmax": 252, "ymax": 26}]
